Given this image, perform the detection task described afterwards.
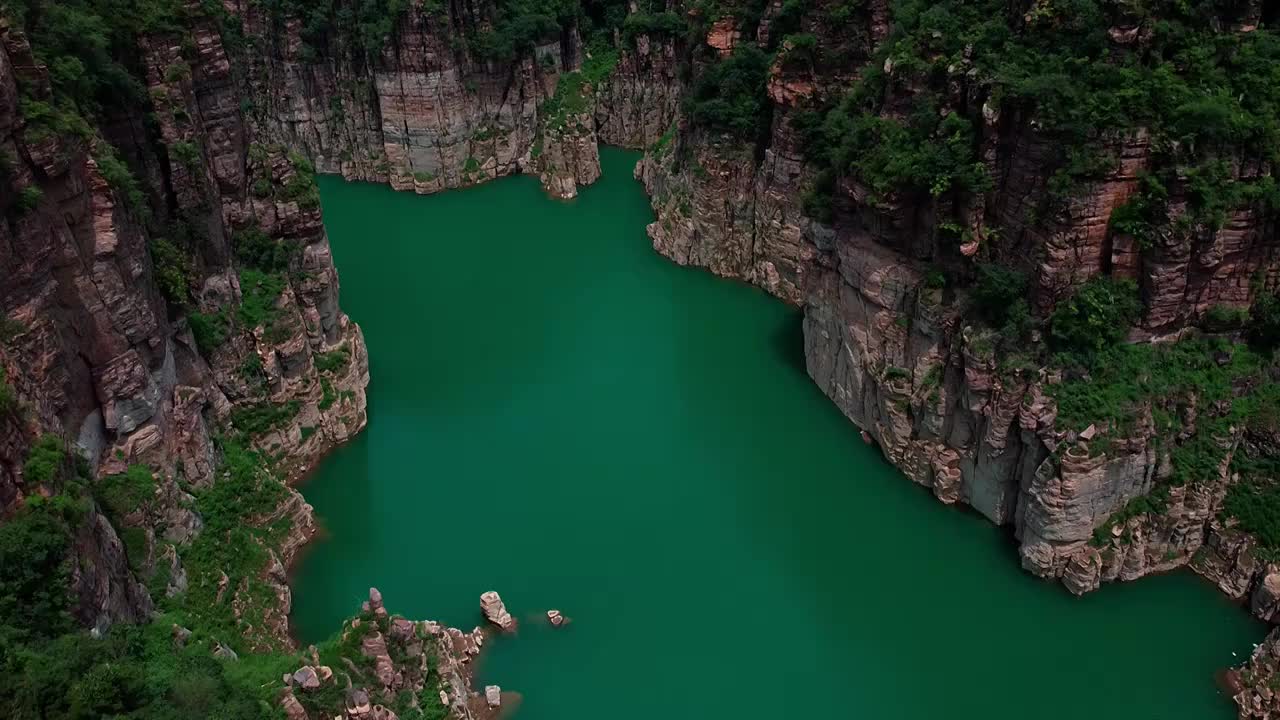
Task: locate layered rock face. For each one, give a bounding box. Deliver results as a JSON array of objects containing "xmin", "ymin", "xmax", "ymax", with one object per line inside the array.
[
  {"xmin": 636, "ymin": 0, "xmax": 1280, "ymax": 616},
  {"xmin": 242, "ymin": 1, "xmax": 570, "ymax": 194},
  {"xmin": 0, "ymin": 12, "xmax": 366, "ymax": 632},
  {"xmin": 235, "ymin": 1, "xmax": 678, "ymax": 200}
]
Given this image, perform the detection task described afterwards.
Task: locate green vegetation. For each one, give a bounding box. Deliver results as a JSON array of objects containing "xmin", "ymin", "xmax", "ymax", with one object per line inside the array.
[
  {"xmin": 24, "ymin": 434, "xmax": 73, "ymax": 486},
  {"xmin": 620, "ymin": 10, "xmax": 684, "ymax": 45},
  {"xmin": 284, "ymin": 152, "xmax": 321, "ymax": 209},
  {"xmin": 234, "ymin": 225, "xmax": 297, "ymax": 274},
  {"xmin": 319, "ymin": 378, "xmax": 337, "ymax": 410},
  {"xmin": 188, "ymin": 311, "xmax": 228, "ymax": 356},
  {"xmin": 466, "ymin": 0, "xmax": 578, "ymax": 62},
  {"xmin": 1048, "ymin": 278, "xmax": 1141, "ymax": 363},
  {"xmin": 1203, "ymin": 304, "xmax": 1250, "ymax": 333},
  {"xmin": 541, "ymin": 48, "xmax": 618, "ymax": 131},
  {"xmin": 236, "ymin": 270, "xmax": 286, "ymax": 330},
  {"xmin": 795, "ymin": 0, "xmax": 1280, "ymax": 220},
  {"xmin": 1224, "ymin": 455, "xmax": 1280, "ymax": 559},
  {"xmin": 168, "ymin": 140, "xmax": 202, "ymax": 172},
  {"xmin": 93, "ymin": 142, "xmax": 147, "ymax": 213},
  {"xmin": 313, "ymin": 345, "xmax": 351, "ymax": 374},
  {"xmin": 96, "ymin": 465, "xmax": 157, "ymax": 521},
  {"xmin": 15, "ymin": 186, "xmax": 44, "ymax": 214},
  {"xmin": 686, "ymin": 46, "xmax": 772, "ymax": 139},
  {"xmin": 0, "ymin": 432, "xmax": 299, "ymax": 720},
  {"xmin": 1051, "ymin": 337, "xmax": 1280, "ymax": 486},
  {"xmin": 150, "ymin": 237, "xmax": 195, "ymax": 308},
  {"xmin": 229, "ymin": 400, "xmax": 301, "ymax": 436},
  {"xmin": 965, "ymin": 264, "xmax": 1032, "ymax": 355},
  {"xmin": 1248, "ymin": 290, "xmax": 1280, "ymax": 354}
]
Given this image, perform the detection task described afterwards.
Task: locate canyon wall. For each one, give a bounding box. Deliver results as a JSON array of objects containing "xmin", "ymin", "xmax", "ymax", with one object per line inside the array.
[
  {"xmin": 3, "ymin": 0, "xmax": 1278, "ymax": 715},
  {"xmin": 233, "ymin": 2, "xmax": 678, "ymax": 200},
  {"xmin": 635, "ymin": 0, "xmax": 1280, "ymax": 624},
  {"xmin": 0, "ymin": 12, "xmax": 367, "ymax": 639}
]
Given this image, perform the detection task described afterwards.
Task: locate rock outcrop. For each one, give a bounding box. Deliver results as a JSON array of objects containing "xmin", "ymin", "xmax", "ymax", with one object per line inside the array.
[
  {"xmin": 277, "ymin": 588, "xmax": 504, "ymax": 720},
  {"xmin": 480, "ymin": 591, "xmax": 516, "ymax": 632}
]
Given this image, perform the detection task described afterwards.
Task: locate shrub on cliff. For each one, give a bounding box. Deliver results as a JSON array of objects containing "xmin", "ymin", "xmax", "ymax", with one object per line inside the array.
[
  {"xmin": 621, "ymin": 11, "xmax": 684, "ymax": 45},
  {"xmin": 970, "ymin": 265, "xmax": 1027, "ymax": 324},
  {"xmin": 97, "ymin": 464, "xmax": 157, "ymax": 521},
  {"xmin": 150, "ymin": 237, "xmax": 195, "ymax": 308},
  {"xmin": 686, "ymin": 46, "xmax": 772, "ymax": 139},
  {"xmin": 1249, "ymin": 292, "xmax": 1280, "ymax": 354},
  {"xmin": 468, "ymin": 0, "xmax": 578, "ymax": 61},
  {"xmin": 15, "ymin": 186, "xmax": 44, "ymax": 215},
  {"xmin": 1049, "ymin": 277, "xmax": 1141, "ymax": 362},
  {"xmin": 188, "ymin": 311, "xmax": 228, "ymax": 356},
  {"xmin": 234, "ymin": 226, "xmax": 297, "ymax": 275}
]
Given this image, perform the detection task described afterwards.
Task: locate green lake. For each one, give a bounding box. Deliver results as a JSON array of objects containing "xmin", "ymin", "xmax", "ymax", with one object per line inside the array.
[{"xmin": 292, "ymin": 147, "xmax": 1262, "ymax": 719}]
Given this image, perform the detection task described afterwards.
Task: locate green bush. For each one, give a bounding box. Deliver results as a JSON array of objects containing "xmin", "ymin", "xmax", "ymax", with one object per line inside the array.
[
  {"xmin": 686, "ymin": 46, "xmax": 772, "ymax": 139},
  {"xmin": 1248, "ymin": 291, "xmax": 1280, "ymax": 354},
  {"xmin": 620, "ymin": 11, "xmax": 684, "ymax": 45},
  {"xmin": 314, "ymin": 345, "xmax": 351, "ymax": 373},
  {"xmin": 168, "ymin": 140, "xmax": 202, "ymax": 171},
  {"xmin": 150, "ymin": 237, "xmax": 195, "ymax": 307},
  {"xmin": 319, "ymin": 378, "xmax": 337, "ymax": 410},
  {"xmin": 16, "ymin": 185, "xmax": 44, "ymax": 214},
  {"xmin": 1049, "ymin": 277, "xmax": 1141, "ymax": 362},
  {"xmin": 1203, "ymin": 304, "xmax": 1250, "ymax": 332},
  {"xmin": 236, "ymin": 270, "xmax": 286, "ymax": 329},
  {"xmin": 1225, "ymin": 456, "xmax": 1280, "ymax": 556},
  {"xmin": 94, "ymin": 142, "xmax": 147, "ymax": 212},
  {"xmin": 234, "ymin": 226, "xmax": 297, "ymax": 274},
  {"xmin": 230, "ymin": 400, "xmax": 300, "ymax": 436},
  {"xmin": 283, "ymin": 152, "xmax": 320, "ymax": 209},
  {"xmin": 465, "ymin": 0, "xmax": 575, "ymax": 61},
  {"xmin": 188, "ymin": 311, "xmax": 228, "ymax": 356},
  {"xmin": 24, "ymin": 434, "xmax": 70, "ymax": 487},
  {"xmin": 0, "ymin": 504, "xmax": 75, "ymax": 644},
  {"xmin": 970, "ymin": 265, "xmax": 1027, "ymax": 325},
  {"xmin": 96, "ymin": 464, "xmax": 157, "ymax": 520}
]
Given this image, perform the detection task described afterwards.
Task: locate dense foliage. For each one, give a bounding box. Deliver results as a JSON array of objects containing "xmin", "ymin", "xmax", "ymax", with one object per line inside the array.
[
  {"xmin": 1048, "ymin": 278, "xmax": 1142, "ymax": 363},
  {"xmin": 797, "ymin": 0, "xmax": 1280, "ymax": 221},
  {"xmin": 685, "ymin": 46, "xmax": 772, "ymax": 139}
]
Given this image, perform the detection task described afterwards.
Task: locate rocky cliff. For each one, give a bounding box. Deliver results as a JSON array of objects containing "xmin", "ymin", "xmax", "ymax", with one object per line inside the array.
[
  {"xmin": 0, "ymin": 5, "xmax": 367, "ymax": 639},
  {"xmin": 636, "ymin": 0, "xmax": 1280, "ymax": 613},
  {"xmin": 3, "ymin": 0, "xmax": 1280, "ymax": 716}
]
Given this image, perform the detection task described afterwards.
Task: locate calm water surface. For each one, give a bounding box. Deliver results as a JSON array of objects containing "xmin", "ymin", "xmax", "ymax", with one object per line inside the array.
[{"xmin": 292, "ymin": 148, "xmax": 1261, "ymax": 719}]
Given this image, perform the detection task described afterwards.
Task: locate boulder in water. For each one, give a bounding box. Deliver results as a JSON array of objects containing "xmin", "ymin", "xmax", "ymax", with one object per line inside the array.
[
  {"xmin": 480, "ymin": 591, "xmax": 516, "ymax": 631},
  {"xmin": 485, "ymin": 685, "xmax": 502, "ymax": 708}
]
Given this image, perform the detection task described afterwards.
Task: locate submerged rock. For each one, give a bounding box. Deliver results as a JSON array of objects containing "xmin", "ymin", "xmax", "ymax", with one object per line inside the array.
[{"xmin": 546, "ymin": 609, "xmax": 565, "ymax": 627}]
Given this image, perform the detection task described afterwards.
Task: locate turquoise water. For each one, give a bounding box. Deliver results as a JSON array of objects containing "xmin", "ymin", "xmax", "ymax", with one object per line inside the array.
[{"xmin": 292, "ymin": 147, "xmax": 1262, "ymax": 719}]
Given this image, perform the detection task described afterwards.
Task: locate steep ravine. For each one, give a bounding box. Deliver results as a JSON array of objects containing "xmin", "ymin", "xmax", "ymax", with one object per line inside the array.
[{"xmin": 2, "ymin": 0, "xmax": 1280, "ymax": 717}]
